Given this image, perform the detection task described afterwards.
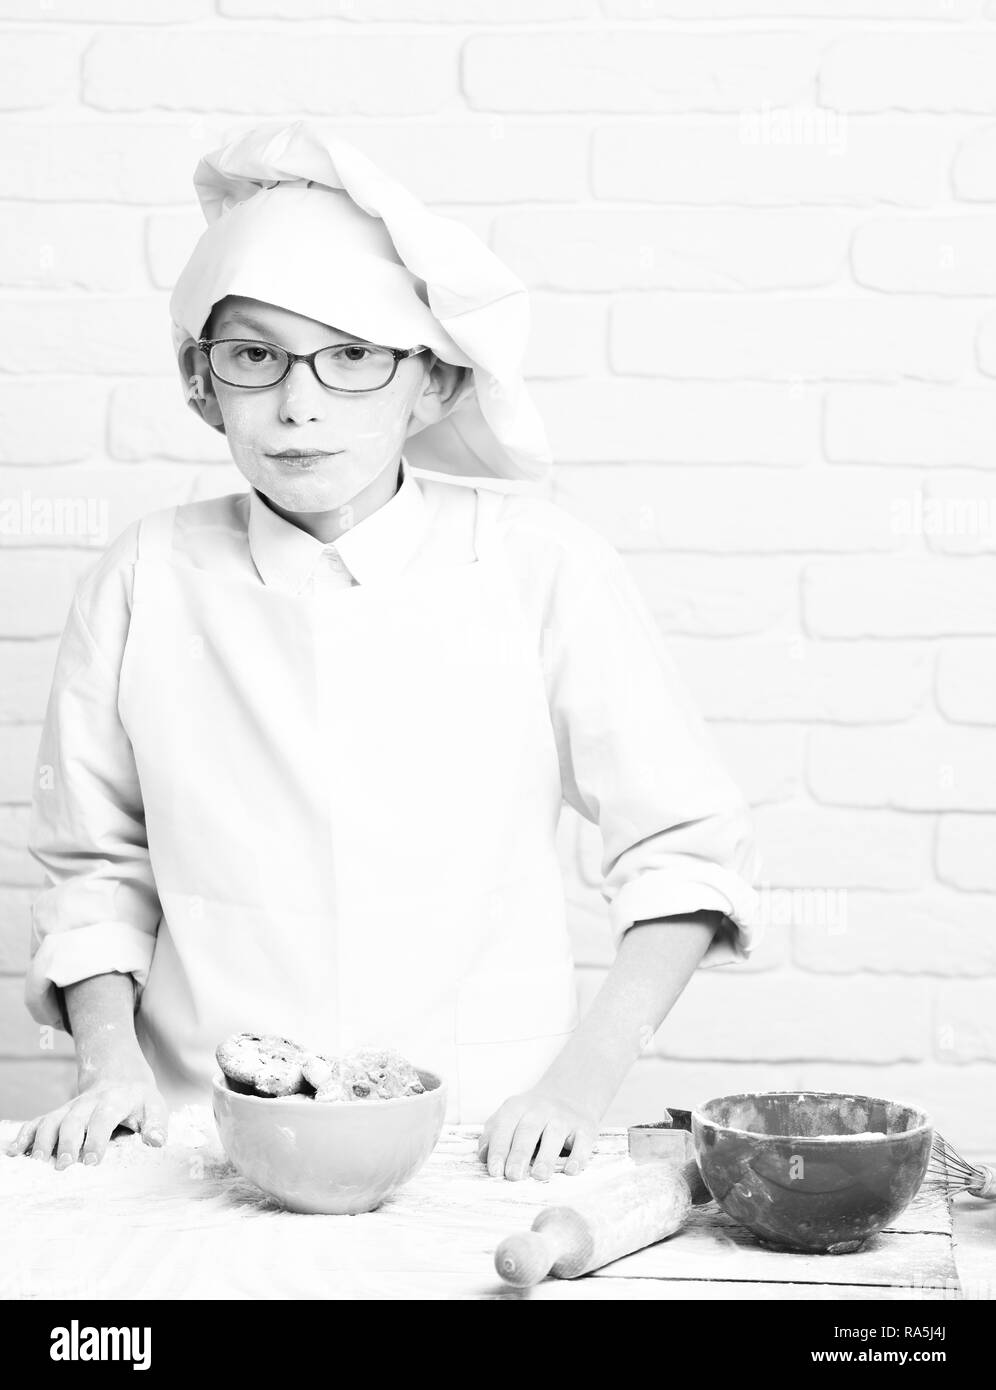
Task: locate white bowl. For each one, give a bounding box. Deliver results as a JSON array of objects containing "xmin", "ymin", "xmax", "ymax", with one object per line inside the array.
[{"xmin": 211, "ymin": 1068, "xmax": 447, "ymax": 1214}]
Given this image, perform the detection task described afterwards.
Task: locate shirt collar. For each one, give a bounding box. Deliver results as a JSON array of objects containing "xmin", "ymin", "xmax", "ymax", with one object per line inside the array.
[{"xmin": 247, "ymin": 454, "xmax": 427, "ymax": 594}]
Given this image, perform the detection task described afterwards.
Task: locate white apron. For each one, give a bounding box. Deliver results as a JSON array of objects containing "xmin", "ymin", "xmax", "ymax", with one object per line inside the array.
[{"xmin": 117, "ymin": 485, "xmax": 579, "ymax": 1122}]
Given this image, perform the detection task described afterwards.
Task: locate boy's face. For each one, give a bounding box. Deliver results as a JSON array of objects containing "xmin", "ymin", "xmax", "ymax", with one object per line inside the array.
[{"xmin": 189, "ymin": 295, "xmax": 447, "ymax": 515}]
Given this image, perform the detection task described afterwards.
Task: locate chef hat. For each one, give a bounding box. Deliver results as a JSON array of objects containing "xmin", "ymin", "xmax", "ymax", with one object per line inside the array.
[{"xmin": 169, "ymin": 119, "xmax": 552, "ymax": 487}]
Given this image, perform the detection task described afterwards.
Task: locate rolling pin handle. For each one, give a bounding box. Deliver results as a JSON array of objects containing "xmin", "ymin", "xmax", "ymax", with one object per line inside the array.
[
  {"xmin": 968, "ymin": 1165, "xmax": 996, "ymax": 1199},
  {"xmin": 494, "ymin": 1229, "xmax": 561, "ymax": 1287}
]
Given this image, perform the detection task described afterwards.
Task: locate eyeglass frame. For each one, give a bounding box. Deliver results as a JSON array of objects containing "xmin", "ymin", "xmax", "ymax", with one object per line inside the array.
[{"xmin": 195, "ymin": 336, "xmax": 430, "ymax": 394}]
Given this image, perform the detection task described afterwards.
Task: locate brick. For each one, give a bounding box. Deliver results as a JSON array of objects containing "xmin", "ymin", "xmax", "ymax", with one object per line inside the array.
[
  {"xmin": 804, "ymin": 556, "xmax": 996, "ymax": 637},
  {"xmin": 752, "ymin": 881, "xmax": 850, "ymax": 946},
  {"xmin": 708, "ymin": 722, "xmax": 805, "ymax": 806},
  {"xmin": 84, "ymin": 33, "xmax": 458, "ymax": 115},
  {"xmin": 852, "ymin": 214, "xmax": 996, "ymax": 295},
  {"xmin": 602, "ymin": 1058, "xmax": 794, "ymax": 1129},
  {"xmin": 554, "ymin": 465, "xmax": 918, "ymax": 554},
  {"xmin": 594, "ymin": 118, "xmax": 957, "ymax": 207},
  {"xmin": 604, "ymin": 0, "xmax": 984, "ymax": 13},
  {"xmin": 673, "ymin": 636, "xmax": 933, "ymax": 723},
  {"xmin": 0, "ymin": 641, "xmax": 58, "ymax": 724},
  {"xmin": 793, "ymin": 887, "xmax": 996, "ymax": 976},
  {"xmin": 917, "ymin": 473, "xmax": 996, "ymax": 556},
  {"xmin": 307, "ymin": 121, "xmax": 589, "ymax": 203},
  {"xmin": 977, "ymin": 310, "xmax": 996, "ymax": 377},
  {"xmin": 0, "ymin": 888, "xmax": 33, "ymax": 975},
  {"xmin": 821, "ymin": 33, "xmax": 996, "ymax": 113},
  {"xmin": 0, "ymin": 466, "xmax": 208, "ymax": 549},
  {"xmin": 935, "ymin": 981, "xmax": 996, "ymax": 1061},
  {"xmin": 0, "ymin": 808, "xmax": 40, "ymax": 887},
  {"xmin": 0, "ymin": 297, "xmax": 173, "ymax": 376},
  {"xmin": 0, "ymin": 380, "xmax": 108, "ymax": 465},
  {"xmin": 937, "ymin": 814, "xmax": 996, "ymax": 891},
  {"xmin": 0, "ymin": 726, "xmax": 40, "ymax": 806},
  {"xmin": 641, "ymin": 970, "xmax": 931, "ymax": 1062},
  {"xmin": 825, "ymin": 384, "xmax": 996, "ymax": 467},
  {"xmin": 0, "ymin": 32, "xmax": 81, "ymax": 111},
  {"xmin": 423, "ymin": 204, "xmax": 494, "ymax": 245},
  {"xmin": 0, "ymin": 203, "xmax": 145, "ymax": 292},
  {"xmin": 612, "ymin": 295, "xmax": 975, "ymax": 381},
  {"xmin": 0, "ymin": 551, "xmax": 96, "ymax": 639},
  {"xmin": 626, "ymin": 555, "xmax": 802, "ymax": 637},
  {"xmin": 222, "ymin": 0, "xmax": 593, "ymax": 13},
  {"xmin": 0, "ymin": 0, "xmax": 209, "ymax": 15},
  {"xmin": 0, "ymin": 978, "xmax": 74, "ymax": 1058},
  {"xmin": 752, "ymin": 804, "xmax": 933, "ymax": 890},
  {"xmin": 953, "ymin": 123, "xmax": 996, "ymax": 202},
  {"xmin": 0, "ymin": 1061, "xmax": 77, "ymax": 1124},
  {"xmin": 938, "ymin": 641, "xmax": 996, "ymax": 723},
  {"xmin": 493, "ymin": 208, "xmax": 853, "ymax": 292},
  {"xmin": 464, "ymin": 31, "xmax": 820, "ymax": 112},
  {"xmin": 531, "ymin": 380, "xmax": 819, "ymax": 466},
  {"xmin": 146, "ymin": 209, "xmax": 215, "ymax": 291},
  {"xmin": 0, "ymin": 470, "xmax": 122, "ymax": 551},
  {"xmin": 110, "ymin": 380, "xmax": 235, "ymax": 464},
  {"xmin": 0, "ymin": 122, "xmax": 223, "ymax": 204},
  {"xmin": 809, "ymin": 719, "xmax": 996, "ymax": 812},
  {"xmin": 524, "ymin": 295, "xmax": 608, "ymax": 378}
]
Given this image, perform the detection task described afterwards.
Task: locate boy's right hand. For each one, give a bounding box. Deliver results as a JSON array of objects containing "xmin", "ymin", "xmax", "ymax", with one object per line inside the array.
[{"xmin": 2, "ymin": 1061, "xmax": 169, "ymax": 1169}]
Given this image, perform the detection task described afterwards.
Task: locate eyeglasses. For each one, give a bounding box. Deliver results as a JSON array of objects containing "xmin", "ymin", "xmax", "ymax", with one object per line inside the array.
[{"xmin": 196, "ymin": 337, "xmax": 430, "ymax": 393}]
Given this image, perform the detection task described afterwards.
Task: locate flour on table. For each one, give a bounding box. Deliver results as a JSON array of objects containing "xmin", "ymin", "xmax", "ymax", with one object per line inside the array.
[{"xmin": 0, "ymin": 1105, "xmax": 226, "ymax": 1195}]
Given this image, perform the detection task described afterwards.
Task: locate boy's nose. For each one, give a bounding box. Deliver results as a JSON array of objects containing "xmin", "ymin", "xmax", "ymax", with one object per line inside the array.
[{"xmin": 276, "ymin": 360, "xmax": 330, "ymax": 423}]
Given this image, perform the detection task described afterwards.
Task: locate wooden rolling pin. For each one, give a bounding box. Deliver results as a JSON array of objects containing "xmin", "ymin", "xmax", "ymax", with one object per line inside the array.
[{"xmin": 494, "ymin": 1123, "xmax": 704, "ymax": 1288}]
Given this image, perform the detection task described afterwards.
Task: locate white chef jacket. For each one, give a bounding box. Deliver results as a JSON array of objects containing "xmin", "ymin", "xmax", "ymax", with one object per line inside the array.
[{"xmin": 25, "ymin": 455, "xmax": 761, "ymax": 1122}]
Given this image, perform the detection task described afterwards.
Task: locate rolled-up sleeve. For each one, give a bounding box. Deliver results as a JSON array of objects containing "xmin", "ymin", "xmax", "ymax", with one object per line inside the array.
[
  {"xmin": 25, "ymin": 526, "xmax": 161, "ymax": 1031},
  {"xmin": 544, "ymin": 528, "xmax": 762, "ymax": 966}
]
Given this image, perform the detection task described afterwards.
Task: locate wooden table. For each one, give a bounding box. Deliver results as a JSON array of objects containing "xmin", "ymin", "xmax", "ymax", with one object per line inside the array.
[{"xmin": 0, "ymin": 1111, "xmax": 960, "ymax": 1300}]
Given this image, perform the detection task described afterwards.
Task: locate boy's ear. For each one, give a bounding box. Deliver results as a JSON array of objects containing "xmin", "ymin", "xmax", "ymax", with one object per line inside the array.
[
  {"xmin": 177, "ymin": 337, "xmax": 225, "ymax": 433},
  {"xmin": 408, "ymin": 356, "xmax": 471, "ymax": 434}
]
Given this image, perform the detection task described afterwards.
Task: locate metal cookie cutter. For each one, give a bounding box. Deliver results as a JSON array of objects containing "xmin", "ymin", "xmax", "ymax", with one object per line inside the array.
[{"xmin": 627, "ymin": 1109, "xmax": 712, "ymax": 1205}]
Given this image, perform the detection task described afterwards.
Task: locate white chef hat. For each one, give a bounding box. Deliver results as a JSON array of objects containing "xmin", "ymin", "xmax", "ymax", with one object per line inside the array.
[{"xmin": 169, "ymin": 119, "xmax": 552, "ymax": 487}]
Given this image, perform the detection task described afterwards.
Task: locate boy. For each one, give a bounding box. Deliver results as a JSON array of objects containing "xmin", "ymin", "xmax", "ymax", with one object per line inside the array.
[{"xmin": 10, "ymin": 122, "xmax": 760, "ymax": 1182}]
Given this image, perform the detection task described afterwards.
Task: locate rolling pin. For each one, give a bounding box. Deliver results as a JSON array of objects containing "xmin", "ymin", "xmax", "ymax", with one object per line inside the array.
[{"xmin": 494, "ymin": 1111, "xmax": 708, "ymax": 1288}]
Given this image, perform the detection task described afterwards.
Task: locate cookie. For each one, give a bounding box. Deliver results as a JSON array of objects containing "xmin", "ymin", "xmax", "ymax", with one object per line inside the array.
[
  {"xmin": 306, "ymin": 1054, "xmax": 403, "ymax": 1104},
  {"xmin": 218, "ymin": 1034, "xmax": 426, "ymax": 1102},
  {"xmin": 301, "ymin": 1052, "xmax": 336, "ymax": 1092},
  {"xmin": 344, "ymin": 1047, "xmax": 425, "ymax": 1099},
  {"xmin": 302, "ymin": 1052, "xmax": 369, "ymax": 1100},
  {"xmin": 216, "ymin": 1032, "xmax": 307, "ymax": 1097},
  {"xmin": 311, "ymin": 1058, "xmax": 378, "ymax": 1104}
]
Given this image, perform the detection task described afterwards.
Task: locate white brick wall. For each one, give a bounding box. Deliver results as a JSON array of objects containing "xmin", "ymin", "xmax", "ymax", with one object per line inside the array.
[{"xmin": 2, "ymin": 2, "xmax": 995, "ymax": 1156}]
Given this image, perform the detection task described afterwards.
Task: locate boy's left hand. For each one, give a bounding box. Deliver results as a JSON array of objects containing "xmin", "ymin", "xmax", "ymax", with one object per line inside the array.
[{"xmin": 477, "ymin": 1085, "xmax": 603, "ymax": 1181}]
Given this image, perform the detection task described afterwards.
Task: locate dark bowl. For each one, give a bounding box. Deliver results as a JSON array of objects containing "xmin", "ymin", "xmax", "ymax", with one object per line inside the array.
[{"xmin": 691, "ymin": 1091, "xmax": 933, "ymax": 1254}]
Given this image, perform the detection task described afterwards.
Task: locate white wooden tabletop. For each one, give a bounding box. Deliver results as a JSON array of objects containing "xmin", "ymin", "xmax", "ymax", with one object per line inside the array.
[{"xmin": 0, "ymin": 1109, "xmax": 960, "ymax": 1301}]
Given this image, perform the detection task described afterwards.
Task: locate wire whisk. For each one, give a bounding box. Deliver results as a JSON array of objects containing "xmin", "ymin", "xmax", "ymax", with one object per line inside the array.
[{"xmin": 924, "ymin": 1133, "xmax": 996, "ymax": 1198}]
